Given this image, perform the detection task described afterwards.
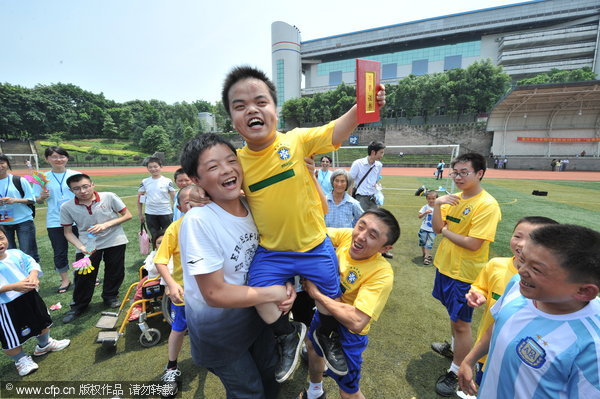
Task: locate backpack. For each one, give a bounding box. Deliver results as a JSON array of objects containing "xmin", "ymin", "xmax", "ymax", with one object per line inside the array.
[{"xmin": 12, "ymin": 175, "xmax": 36, "ymax": 218}]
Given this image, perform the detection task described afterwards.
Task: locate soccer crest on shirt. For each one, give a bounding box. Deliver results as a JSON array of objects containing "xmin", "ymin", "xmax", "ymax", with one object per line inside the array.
[
  {"xmin": 516, "ymin": 336, "xmax": 547, "ymax": 368},
  {"xmin": 345, "ymin": 266, "xmax": 362, "ymax": 286},
  {"xmin": 275, "ymin": 143, "xmax": 291, "ymax": 161},
  {"xmin": 463, "ymin": 207, "xmax": 471, "ymax": 216}
]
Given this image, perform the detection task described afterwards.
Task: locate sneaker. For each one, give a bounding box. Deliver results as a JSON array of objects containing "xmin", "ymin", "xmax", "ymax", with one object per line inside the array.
[
  {"xmin": 34, "ymin": 338, "xmax": 71, "ymax": 356},
  {"xmin": 435, "ymin": 371, "xmax": 458, "ymax": 397},
  {"xmin": 15, "ymin": 355, "xmax": 39, "ymax": 376},
  {"xmin": 313, "ymin": 329, "xmax": 348, "ymax": 376},
  {"xmin": 160, "ymin": 368, "xmax": 181, "ymax": 398},
  {"xmin": 298, "ymin": 388, "xmax": 327, "ymax": 399},
  {"xmin": 274, "ymin": 321, "xmax": 307, "ymax": 383},
  {"xmin": 431, "ymin": 341, "xmax": 454, "ymax": 359}
]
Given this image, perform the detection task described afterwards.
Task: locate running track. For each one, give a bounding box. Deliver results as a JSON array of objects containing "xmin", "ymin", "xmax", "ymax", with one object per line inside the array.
[{"xmin": 32, "ymin": 166, "xmax": 599, "ymax": 181}]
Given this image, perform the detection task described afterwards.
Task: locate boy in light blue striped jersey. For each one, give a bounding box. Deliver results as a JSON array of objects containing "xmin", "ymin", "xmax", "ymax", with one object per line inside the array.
[{"xmin": 458, "ymin": 224, "xmax": 600, "ymax": 398}]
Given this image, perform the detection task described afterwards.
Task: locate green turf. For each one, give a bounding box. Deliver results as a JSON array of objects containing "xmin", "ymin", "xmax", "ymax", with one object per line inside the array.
[{"xmin": 1, "ymin": 173, "xmax": 599, "ymax": 398}]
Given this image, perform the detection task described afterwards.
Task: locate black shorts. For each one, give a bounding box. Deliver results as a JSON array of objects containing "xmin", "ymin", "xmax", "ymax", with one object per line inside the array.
[{"xmin": 0, "ymin": 290, "xmax": 52, "ymax": 350}]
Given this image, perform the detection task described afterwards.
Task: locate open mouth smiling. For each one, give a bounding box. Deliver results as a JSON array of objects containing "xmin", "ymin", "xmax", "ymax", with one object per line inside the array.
[
  {"xmin": 222, "ymin": 177, "xmax": 237, "ymax": 188},
  {"xmin": 248, "ymin": 118, "xmax": 264, "ymax": 127}
]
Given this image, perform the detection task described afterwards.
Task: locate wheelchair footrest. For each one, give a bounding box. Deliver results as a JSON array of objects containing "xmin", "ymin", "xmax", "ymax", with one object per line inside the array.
[
  {"xmin": 96, "ymin": 330, "xmax": 120, "ymax": 345},
  {"xmin": 96, "ymin": 314, "xmax": 119, "ymax": 329}
]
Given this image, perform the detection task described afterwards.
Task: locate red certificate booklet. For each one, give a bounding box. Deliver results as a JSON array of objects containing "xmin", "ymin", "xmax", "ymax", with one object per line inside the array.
[{"xmin": 356, "ymin": 59, "xmax": 381, "ymax": 123}]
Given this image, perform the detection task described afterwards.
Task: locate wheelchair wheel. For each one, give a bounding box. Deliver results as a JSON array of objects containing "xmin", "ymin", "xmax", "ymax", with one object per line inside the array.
[
  {"xmin": 139, "ymin": 328, "xmax": 161, "ymax": 347},
  {"xmin": 161, "ymin": 294, "xmax": 174, "ymax": 325}
]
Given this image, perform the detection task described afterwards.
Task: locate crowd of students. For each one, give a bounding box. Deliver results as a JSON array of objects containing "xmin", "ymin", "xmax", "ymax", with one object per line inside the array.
[{"xmin": 1, "ymin": 65, "xmax": 599, "ymax": 399}]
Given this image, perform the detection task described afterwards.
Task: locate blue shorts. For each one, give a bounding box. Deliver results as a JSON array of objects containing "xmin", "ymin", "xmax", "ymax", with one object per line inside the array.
[
  {"xmin": 170, "ymin": 303, "xmax": 187, "ymax": 332},
  {"xmin": 248, "ymin": 237, "xmax": 341, "ymax": 299},
  {"xmin": 418, "ymin": 229, "xmax": 436, "ymax": 250},
  {"xmin": 308, "ymin": 311, "xmax": 368, "ymax": 394},
  {"xmin": 432, "ymin": 270, "xmax": 473, "ymax": 323}
]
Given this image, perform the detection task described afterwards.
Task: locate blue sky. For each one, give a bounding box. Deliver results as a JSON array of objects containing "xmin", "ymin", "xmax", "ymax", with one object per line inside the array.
[{"xmin": 1, "ymin": 0, "xmax": 522, "ymax": 104}]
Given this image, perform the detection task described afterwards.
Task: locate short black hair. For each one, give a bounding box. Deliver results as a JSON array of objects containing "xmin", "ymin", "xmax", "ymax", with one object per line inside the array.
[
  {"xmin": 174, "ymin": 167, "xmax": 187, "ymax": 181},
  {"xmin": 451, "ymin": 152, "xmax": 487, "ymax": 180},
  {"xmin": 360, "ymin": 207, "xmax": 400, "ymax": 246},
  {"xmin": 529, "ymin": 224, "xmax": 600, "ymax": 288},
  {"xmin": 221, "ymin": 66, "xmax": 277, "ymax": 117},
  {"xmin": 514, "ymin": 216, "xmax": 558, "ymax": 231},
  {"xmin": 321, "ymin": 155, "xmax": 332, "ymax": 163},
  {"xmin": 180, "ymin": 134, "xmax": 237, "ymax": 179},
  {"xmin": 177, "ymin": 184, "xmax": 202, "ymax": 206},
  {"xmin": 0, "ymin": 225, "xmax": 6, "ymax": 235},
  {"xmin": 66, "ymin": 173, "xmax": 92, "ymax": 188},
  {"xmin": 367, "ymin": 141, "xmax": 385, "ymax": 157},
  {"xmin": 0, "ymin": 154, "xmax": 12, "ymax": 170},
  {"xmin": 145, "ymin": 157, "xmax": 162, "ymax": 167},
  {"xmin": 425, "ymin": 190, "xmax": 438, "ymax": 199},
  {"xmin": 44, "ymin": 146, "xmax": 69, "ymax": 159}
]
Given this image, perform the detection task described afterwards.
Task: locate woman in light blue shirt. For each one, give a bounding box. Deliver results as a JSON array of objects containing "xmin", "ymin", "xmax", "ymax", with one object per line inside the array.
[
  {"xmin": 34, "ymin": 147, "xmax": 80, "ymax": 293},
  {"xmin": 324, "ymin": 169, "xmax": 364, "ymax": 228},
  {"xmin": 315, "ymin": 156, "xmax": 333, "ymax": 194}
]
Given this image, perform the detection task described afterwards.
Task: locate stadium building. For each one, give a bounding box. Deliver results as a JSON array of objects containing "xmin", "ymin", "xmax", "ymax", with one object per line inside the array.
[
  {"xmin": 271, "ymin": 0, "xmax": 600, "ymax": 168},
  {"xmin": 272, "ymin": 0, "xmax": 599, "ymax": 102}
]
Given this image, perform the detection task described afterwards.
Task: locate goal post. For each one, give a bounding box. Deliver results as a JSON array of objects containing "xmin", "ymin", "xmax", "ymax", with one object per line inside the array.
[{"xmin": 317, "ymin": 144, "xmax": 460, "ymax": 194}]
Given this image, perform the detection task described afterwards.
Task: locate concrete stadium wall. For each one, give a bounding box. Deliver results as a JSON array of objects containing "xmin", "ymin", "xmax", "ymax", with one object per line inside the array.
[{"xmin": 346, "ymin": 123, "xmax": 493, "ymax": 155}]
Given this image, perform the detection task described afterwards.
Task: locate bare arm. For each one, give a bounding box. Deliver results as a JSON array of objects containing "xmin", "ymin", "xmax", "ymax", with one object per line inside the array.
[
  {"xmin": 458, "ymin": 325, "xmax": 494, "ymax": 395},
  {"xmin": 440, "ymin": 226, "xmax": 485, "ymax": 251},
  {"xmin": 304, "ymin": 280, "xmax": 371, "ymax": 334},
  {"xmin": 87, "ymin": 208, "xmax": 132, "ymax": 235},
  {"xmin": 137, "ymin": 193, "xmax": 145, "ymax": 223},
  {"xmin": 63, "ymin": 225, "xmax": 88, "ymax": 253},
  {"xmin": 156, "ymin": 262, "xmax": 184, "ymax": 304},
  {"xmin": 331, "ymin": 85, "xmax": 386, "ymax": 147},
  {"xmin": 195, "ymin": 268, "xmax": 288, "ymax": 308}
]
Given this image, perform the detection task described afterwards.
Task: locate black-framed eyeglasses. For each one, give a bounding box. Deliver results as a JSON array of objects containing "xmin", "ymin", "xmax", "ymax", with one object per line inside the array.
[{"xmin": 448, "ymin": 171, "xmax": 474, "ymax": 178}]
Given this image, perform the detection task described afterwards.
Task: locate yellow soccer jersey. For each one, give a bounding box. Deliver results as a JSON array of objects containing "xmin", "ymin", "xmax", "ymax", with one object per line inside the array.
[
  {"xmin": 238, "ymin": 121, "xmax": 338, "ymax": 252},
  {"xmin": 471, "ymin": 257, "xmax": 517, "ymax": 364},
  {"xmin": 154, "ymin": 218, "xmax": 184, "ymax": 304},
  {"xmin": 328, "ymin": 228, "xmax": 394, "ymax": 335},
  {"xmin": 433, "ymin": 189, "xmax": 501, "ymax": 283}
]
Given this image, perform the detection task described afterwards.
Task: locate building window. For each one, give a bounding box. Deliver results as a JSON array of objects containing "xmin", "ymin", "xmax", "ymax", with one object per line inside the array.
[
  {"xmin": 412, "ymin": 59, "xmax": 428, "ymax": 75},
  {"xmin": 382, "ymin": 63, "xmax": 397, "ymax": 79},
  {"xmin": 329, "ymin": 71, "xmax": 342, "ymax": 86},
  {"xmin": 276, "ymin": 59, "xmax": 285, "ymax": 105},
  {"xmin": 444, "ymin": 55, "xmax": 462, "ymax": 70}
]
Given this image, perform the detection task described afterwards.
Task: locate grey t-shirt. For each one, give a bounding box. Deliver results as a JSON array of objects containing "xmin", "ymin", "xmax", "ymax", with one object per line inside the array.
[
  {"xmin": 60, "ymin": 192, "xmax": 129, "ymax": 251},
  {"xmin": 179, "ymin": 201, "xmax": 266, "ymax": 368}
]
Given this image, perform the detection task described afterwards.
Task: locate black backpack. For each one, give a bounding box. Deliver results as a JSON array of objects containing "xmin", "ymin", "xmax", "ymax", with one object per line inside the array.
[{"xmin": 12, "ymin": 175, "xmax": 36, "ymax": 218}]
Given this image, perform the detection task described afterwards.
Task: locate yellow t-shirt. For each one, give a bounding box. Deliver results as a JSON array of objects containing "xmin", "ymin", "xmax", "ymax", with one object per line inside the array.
[
  {"xmin": 328, "ymin": 228, "xmax": 394, "ymax": 335},
  {"xmin": 153, "ymin": 218, "xmax": 184, "ymax": 304},
  {"xmin": 238, "ymin": 121, "xmax": 338, "ymax": 252},
  {"xmin": 433, "ymin": 189, "xmax": 501, "ymax": 283},
  {"xmin": 471, "ymin": 256, "xmax": 517, "ymax": 364}
]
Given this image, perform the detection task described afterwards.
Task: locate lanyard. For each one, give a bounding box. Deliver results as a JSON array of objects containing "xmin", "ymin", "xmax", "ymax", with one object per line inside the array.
[
  {"xmin": 2, "ymin": 175, "xmax": 10, "ymax": 198},
  {"xmin": 51, "ymin": 171, "xmax": 66, "ymax": 196}
]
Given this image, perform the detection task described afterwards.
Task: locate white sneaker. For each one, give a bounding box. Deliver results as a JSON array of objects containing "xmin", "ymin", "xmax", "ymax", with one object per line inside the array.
[
  {"xmin": 15, "ymin": 355, "xmax": 39, "ymax": 376},
  {"xmin": 33, "ymin": 338, "xmax": 71, "ymax": 356}
]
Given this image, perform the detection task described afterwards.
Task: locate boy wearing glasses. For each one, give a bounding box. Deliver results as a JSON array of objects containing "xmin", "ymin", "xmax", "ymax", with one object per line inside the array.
[
  {"xmin": 429, "ymin": 153, "xmax": 501, "ymax": 396},
  {"xmin": 60, "ymin": 174, "xmax": 132, "ymax": 323}
]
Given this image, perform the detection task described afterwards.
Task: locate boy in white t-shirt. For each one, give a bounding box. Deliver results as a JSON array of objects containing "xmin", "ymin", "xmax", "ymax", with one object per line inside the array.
[
  {"xmin": 179, "ymin": 134, "xmax": 294, "ymax": 398},
  {"xmin": 137, "ymin": 157, "xmax": 176, "ymax": 240},
  {"xmin": 417, "ymin": 190, "xmax": 438, "ymax": 265}
]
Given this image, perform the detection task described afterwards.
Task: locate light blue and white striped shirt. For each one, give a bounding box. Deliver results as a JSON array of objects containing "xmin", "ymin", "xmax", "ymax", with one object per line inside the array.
[
  {"xmin": 0, "ymin": 249, "xmax": 42, "ymax": 304},
  {"xmin": 479, "ymin": 275, "xmax": 600, "ymax": 398}
]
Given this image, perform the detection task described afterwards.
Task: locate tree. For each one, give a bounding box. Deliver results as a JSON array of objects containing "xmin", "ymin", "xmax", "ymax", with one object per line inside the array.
[
  {"xmin": 140, "ymin": 125, "xmax": 170, "ymax": 154},
  {"xmin": 517, "ymin": 67, "xmax": 597, "ymax": 85}
]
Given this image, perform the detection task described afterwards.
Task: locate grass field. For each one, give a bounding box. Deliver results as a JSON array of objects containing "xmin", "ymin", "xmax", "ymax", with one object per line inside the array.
[{"xmin": 1, "ymin": 171, "xmax": 599, "ymax": 398}]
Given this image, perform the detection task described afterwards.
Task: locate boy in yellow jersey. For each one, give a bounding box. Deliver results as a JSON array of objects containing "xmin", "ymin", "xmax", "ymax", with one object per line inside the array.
[
  {"xmin": 154, "ymin": 184, "xmax": 201, "ymax": 396},
  {"xmin": 465, "ymin": 216, "xmax": 558, "ymax": 387},
  {"xmin": 430, "ymin": 152, "xmax": 502, "ymax": 397},
  {"xmin": 192, "ymin": 65, "xmax": 386, "ymax": 383},
  {"xmin": 300, "ymin": 208, "xmax": 400, "ymax": 399}
]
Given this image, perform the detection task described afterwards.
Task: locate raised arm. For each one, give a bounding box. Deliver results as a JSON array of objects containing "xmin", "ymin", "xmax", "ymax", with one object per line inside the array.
[{"xmin": 331, "ymin": 84, "xmax": 386, "ymax": 147}]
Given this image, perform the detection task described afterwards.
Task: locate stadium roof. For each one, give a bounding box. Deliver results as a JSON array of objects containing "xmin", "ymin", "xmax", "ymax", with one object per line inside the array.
[{"xmin": 487, "ymin": 80, "xmax": 600, "ymax": 131}]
